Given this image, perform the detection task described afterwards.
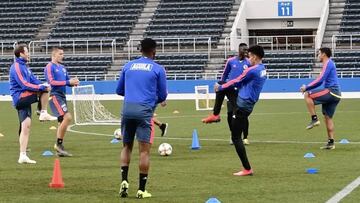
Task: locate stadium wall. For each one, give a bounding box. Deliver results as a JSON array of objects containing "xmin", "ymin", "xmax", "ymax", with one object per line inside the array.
[{"xmin": 1, "ymin": 79, "xmax": 360, "ymax": 95}]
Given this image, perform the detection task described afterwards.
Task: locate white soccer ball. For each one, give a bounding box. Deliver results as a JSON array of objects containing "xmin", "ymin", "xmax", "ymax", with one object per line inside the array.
[
  {"xmin": 158, "ymin": 143, "xmax": 172, "ymax": 156},
  {"xmin": 114, "ymin": 128, "xmax": 122, "ymax": 140}
]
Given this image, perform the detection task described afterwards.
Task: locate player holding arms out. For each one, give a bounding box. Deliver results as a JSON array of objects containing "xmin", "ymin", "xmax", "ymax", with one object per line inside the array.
[
  {"xmin": 45, "ymin": 47, "xmax": 79, "ymax": 157},
  {"xmin": 116, "ymin": 38, "xmax": 167, "ymax": 198},
  {"xmin": 10, "ymin": 44, "xmax": 56, "ymax": 164},
  {"xmin": 300, "ymin": 47, "xmax": 341, "ymax": 150},
  {"xmin": 215, "ymin": 45, "xmax": 267, "ymax": 176}
]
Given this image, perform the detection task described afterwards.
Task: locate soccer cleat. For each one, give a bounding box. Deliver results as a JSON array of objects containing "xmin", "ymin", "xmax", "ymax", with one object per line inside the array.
[
  {"xmin": 136, "ymin": 190, "xmax": 152, "ymax": 199},
  {"xmin": 54, "ymin": 143, "xmax": 73, "ymax": 157},
  {"xmin": 119, "ymin": 180, "xmax": 129, "ymax": 198},
  {"xmin": 233, "ymin": 169, "xmax": 253, "ymax": 176},
  {"xmin": 243, "ymin": 138, "xmax": 250, "ymax": 145},
  {"xmin": 202, "ymin": 114, "xmax": 221, "ymax": 124},
  {"xmin": 18, "ymin": 155, "xmax": 36, "ymax": 164},
  {"xmin": 159, "ymin": 123, "xmax": 168, "ymax": 137},
  {"xmin": 320, "ymin": 142, "xmax": 335, "ymax": 150},
  {"xmin": 306, "ymin": 119, "xmax": 320, "ymax": 130},
  {"xmin": 36, "ymin": 110, "xmax": 41, "ymax": 116},
  {"xmin": 39, "ymin": 112, "xmax": 57, "ymax": 122}
]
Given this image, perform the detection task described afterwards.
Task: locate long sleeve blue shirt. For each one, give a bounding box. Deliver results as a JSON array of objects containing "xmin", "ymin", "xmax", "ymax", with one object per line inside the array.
[
  {"xmin": 9, "ymin": 57, "xmax": 45, "ymax": 106},
  {"xmin": 221, "ymin": 56, "xmax": 251, "ymax": 82},
  {"xmin": 116, "ymin": 57, "xmax": 167, "ymax": 117},
  {"xmin": 44, "ymin": 62, "xmax": 71, "ymax": 96},
  {"xmin": 305, "ymin": 59, "xmax": 340, "ymax": 91}
]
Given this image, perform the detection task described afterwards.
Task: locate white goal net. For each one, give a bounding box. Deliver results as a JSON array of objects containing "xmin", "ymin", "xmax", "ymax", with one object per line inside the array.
[
  {"xmin": 72, "ymin": 85, "xmax": 120, "ymax": 125},
  {"xmin": 195, "ymin": 85, "xmax": 214, "ymax": 111}
]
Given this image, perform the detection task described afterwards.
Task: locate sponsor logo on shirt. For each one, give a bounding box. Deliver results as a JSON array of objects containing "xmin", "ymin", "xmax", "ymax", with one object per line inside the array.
[{"xmin": 130, "ymin": 63, "xmax": 153, "ymax": 71}]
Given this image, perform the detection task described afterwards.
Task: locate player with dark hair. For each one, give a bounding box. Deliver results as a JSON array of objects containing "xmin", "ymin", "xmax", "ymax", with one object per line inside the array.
[
  {"xmin": 300, "ymin": 47, "xmax": 341, "ymax": 150},
  {"xmin": 215, "ymin": 45, "xmax": 267, "ymax": 176},
  {"xmin": 45, "ymin": 47, "xmax": 79, "ymax": 157},
  {"xmin": 10, "ymin": 44, "xmax": 56, "ymax": 164},
  {"xmin": 202, "ymin": 43, "xmax": 251, "ymax": 144},
  {"xmin": 116, "ymin": 38, "xmax": 167, "ymax": 199}
]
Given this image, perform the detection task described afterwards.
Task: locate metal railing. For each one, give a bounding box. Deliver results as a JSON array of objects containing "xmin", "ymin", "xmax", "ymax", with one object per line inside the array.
[
  {"xmin": 127, "ymin": 37, "xmax": 212, "ymax": 60},
  {"xmin": 28, "ymin": 39, "xmax": 116, "ymax": 60},
  {"xmin": 332, "ymin": 34, "xmax": 360, "ymax": 51},
  {"xmin": 224, "ymin": 35, "xmax": 317, "ymax": 59},
  {"xmin": 3, "ymin": 71, "xmax": 359, "ymax": 81},
  {"xmin": 0, "ymin": 41, "xmax": 17, "ymax": 56}
]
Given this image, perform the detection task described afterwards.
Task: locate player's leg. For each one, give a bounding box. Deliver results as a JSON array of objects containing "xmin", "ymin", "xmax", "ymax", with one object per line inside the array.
[
  {"xmin": 231, "ymin": 108, "xmax": 252, "ymax": 176},
  {"xmin": 135, "ymin": 117, "xmax": 154, "ymax": 198},
  {"xmin": 304, "ymin": 89, "xmax": 331, "ymax": 129},
  {"xmin": 17, "ymin": 107, "xmax": 36, "ymax": 164},
  {"xmin": 38, "ymin": 92, "xmax": 57, "ymax": 121},
  {"xmin": 49, "ymin": 95, "xmax": 72, "ymax": 156},
  {"xmin": 202, "ymin": 82, "xmax": 226, "ymax": 123},
  {"xmin": 227, "ymin": 101, "xmax": 234, "ymax": 145},
  {"xmin": 153, "ymin": 117, "xmax": 168, "ymax": 137},
  {"xmin": 320, "ymin": 98, "xmax": 340, "ymax": 149},
  {"xmin": 119, "ymin": 118, "xmax": 137, "ymax": 198}
]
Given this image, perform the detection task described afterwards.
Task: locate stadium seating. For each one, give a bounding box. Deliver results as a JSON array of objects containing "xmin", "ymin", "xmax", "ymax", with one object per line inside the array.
[
  {"xmin": 0, "ymin": 0, "xmax": 55, "ymax": 43},
  {"xmin": 333, "ymin": 50, "xmax": 360, "ymax": 77},
  {"xmin": 49, "ymin": 0, "xmax": 144, "ymax": 46},
  {"xmin": 146, "ymin": 0, "xmax": 234, "ymax": 45},
  {"xmin": 338, "ymin": 0, "xmax": 360, "ymax": 43}
]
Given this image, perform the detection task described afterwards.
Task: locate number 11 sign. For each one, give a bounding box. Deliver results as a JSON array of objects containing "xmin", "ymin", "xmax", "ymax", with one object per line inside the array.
[{"xmin": 278, "ymin": 1, "xmax": 293, "ymax": 17}]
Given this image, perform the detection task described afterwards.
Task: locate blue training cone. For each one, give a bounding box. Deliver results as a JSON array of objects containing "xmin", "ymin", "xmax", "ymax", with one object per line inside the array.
[
  {"xmin": 339, "ymin": 139, "xmax": 350, "ymax": 144},
  {"xmin": 306, "ymin": 168, "xmax": 319, "ymax": 174},
  {"xmin": 110, "ymin": 138, "xmax": 120, "ymax": 144},
  {"xmin": 304, "ymin": 153, "xmax": 315, "ymax": 158},
  {"xmin": 42, "ymin": 150, "xmax": 54, "ymax": 157},
  {"xmin": 191, "ymin": 129, "xmax": 201, "ymax": 150},
  {"xmin": 206, "ymin": 197, "xmax": 221, "ymax": 203}
]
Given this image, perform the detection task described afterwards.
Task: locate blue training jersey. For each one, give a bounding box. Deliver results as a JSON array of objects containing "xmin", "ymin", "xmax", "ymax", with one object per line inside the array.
[
  {"xmin": 221, "ymin": 56, "xmax": 251, "ymax": 82},
  {"xmin": 219, "ymin": 64, "xmax": 267, "ymax": 104},
  {"xmin": 44, "ymin": 62, "xmax": 71, "ymax": 96},
  {"xmin": 305, "ymin": 59, "xmax": 340, "ymax": 92},
  {"xmin": 116, "ymin": 56, "xmax": 167, "ymax": 117},
  {"xmin": 9, "ymin": 57, "xmax": 46, "ymax": 106}
]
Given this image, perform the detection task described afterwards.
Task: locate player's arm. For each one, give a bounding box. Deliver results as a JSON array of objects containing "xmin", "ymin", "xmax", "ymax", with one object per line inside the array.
[
  {"xmin": 13, "ymin": 64, "xmax": 45, "ymax": 92},
  {"xmin": 305, "ymin": 62, "xmax": 332, "ymax": 91},
  {"xmin": 116, "ymin": 68, "xmax": 125, "ymax": 96},
  {"xmin": 220, "ymin": 59, "xmax": 232, "ymax": 82},
  {"xmin": 45, "ymin": 63, "xmax": 67, "ymax": 86},
  {"xmin": 156, "ymin": 67, "xmax": 168, "ymax": 104},
  {"xmin": 216, "ymin": 65, "xmax": 255, "ymax": 92}
]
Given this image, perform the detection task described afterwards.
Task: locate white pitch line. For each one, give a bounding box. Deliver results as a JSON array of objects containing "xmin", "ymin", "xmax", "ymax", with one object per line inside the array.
[
  {"xmin": 67, "ymin": 125, "xmax": 360, "ymax": 145},
  {"xmin": 326, "ymin": 176, "xmax": 360, "ymax": 203}
]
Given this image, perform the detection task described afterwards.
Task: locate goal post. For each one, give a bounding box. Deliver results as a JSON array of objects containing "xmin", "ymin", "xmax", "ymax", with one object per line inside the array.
[
  {"xmin": 194, "ymin": 85, "xmax": 214, "ymax": 111},
  {"xmin": 72, "ymin": 85, "xmax": 121, "ymax": 125}
]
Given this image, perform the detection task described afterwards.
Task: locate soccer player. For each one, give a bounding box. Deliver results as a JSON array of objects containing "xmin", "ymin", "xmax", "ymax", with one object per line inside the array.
[
  {"xmin": 116, "ymin": 38, "xmax": 167, "ymax": 199},
  {"xmin": 202, "ymin": 43, "xmax": 251, "ymax": 144},
  {"xmin": 215, "ymin": 45, "xmax": 267, "ymax": 176},
  {"xmin": 300, "ymin": 47, "xmax": 341, "ymax": 150},
  {"xmin": 10, "ymin": 44, "xmax": 56, "ymax": 164},
  {"xmin": 45, "ymin": 47, "xmax": 79, "ymax": 157},
  {"xmin": 153, "ymin": 117, "xmax": 168, "ymax": 137}
]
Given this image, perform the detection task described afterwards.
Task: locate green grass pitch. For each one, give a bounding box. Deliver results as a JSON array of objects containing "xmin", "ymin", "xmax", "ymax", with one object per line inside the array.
[{"xmin": 0, "ymin": 99, "xmax": 360, "ymax": 203}]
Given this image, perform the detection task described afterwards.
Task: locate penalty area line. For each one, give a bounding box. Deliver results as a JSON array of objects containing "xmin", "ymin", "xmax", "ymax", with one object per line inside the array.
[{"xmin": 326, "ymin": 176, "xmax": 360, "ymax": 203}]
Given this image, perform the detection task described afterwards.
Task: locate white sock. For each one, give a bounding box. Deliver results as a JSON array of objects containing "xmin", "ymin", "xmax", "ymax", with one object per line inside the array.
[
  {"xmin": 41, "ymin": 110, "xmax": 47, "ymax": 114},
  {"xmin": 20, "ymin": 152, "xmax": 26, "ymax": 157}
]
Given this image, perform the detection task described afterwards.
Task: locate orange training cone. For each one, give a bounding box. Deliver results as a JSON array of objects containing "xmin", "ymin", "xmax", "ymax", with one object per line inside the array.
[{"xmin": 49, "ymin": 158, "xmax": 65, "ymax": 188}]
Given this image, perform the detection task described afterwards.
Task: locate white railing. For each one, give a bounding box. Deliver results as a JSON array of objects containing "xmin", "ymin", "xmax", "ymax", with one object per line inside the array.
[
  {"xmin": 224, "ymin": 35, "xmax": 317, "ymax": 59},
  {"xmin": 332, "ymin": 34, "xmax": 360, "ymax": 51},
  {"xmin": 28, "ymin": 39, "xmax": 116, "ymax": 60},
  {"xmin": 0, "ymin": 41, "xmax": 17, "ymax": 56},
  {"xmin": 127, "ymin": 37, "xmax": 212, "ymax": 60},
  {"xmin": 3, "ymin": 71, "xmax": 359, "ymax": 81}
]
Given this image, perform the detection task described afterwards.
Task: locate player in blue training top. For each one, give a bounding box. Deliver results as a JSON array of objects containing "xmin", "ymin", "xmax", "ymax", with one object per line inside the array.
[
  {"xmin": 215, "ymin": 45, "xmax": 267, "ymax": 176},
  {"xmin": 9, "ymin": 44, "xmax": 57, "ymax": 164},
  {"xmin": 300, "ymin": 47, "xmax": 341, "ymax": 150},
  {"xmin": 202, "ymin": 43, "xmax": 251, "ymax": 144},
  {"xmin": 44, "ymin": 47, "xmax": 79, "ymax": 157},
  {"xmin": 116, "ymin": 38, "xmax": 167, "ymax": 199}
]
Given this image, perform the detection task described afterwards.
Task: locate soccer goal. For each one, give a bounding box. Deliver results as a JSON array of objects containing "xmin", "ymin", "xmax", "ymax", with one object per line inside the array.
[
  {"xmin": 194, "ymin": 85, "xmax": 214, "ymax": 111},
  {"xmin": 72, "ymin": 85, "xmax": 120, "ymax": 125}
]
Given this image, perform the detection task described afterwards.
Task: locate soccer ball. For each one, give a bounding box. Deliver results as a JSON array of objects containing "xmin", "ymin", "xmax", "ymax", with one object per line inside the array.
[
  {"xmin": 114, "ymin": 128, "xmax": 122, "ymax": 140},
  {"xmin": 158, "ymin": 143, "xmax": 172, "ymax": 156}
]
